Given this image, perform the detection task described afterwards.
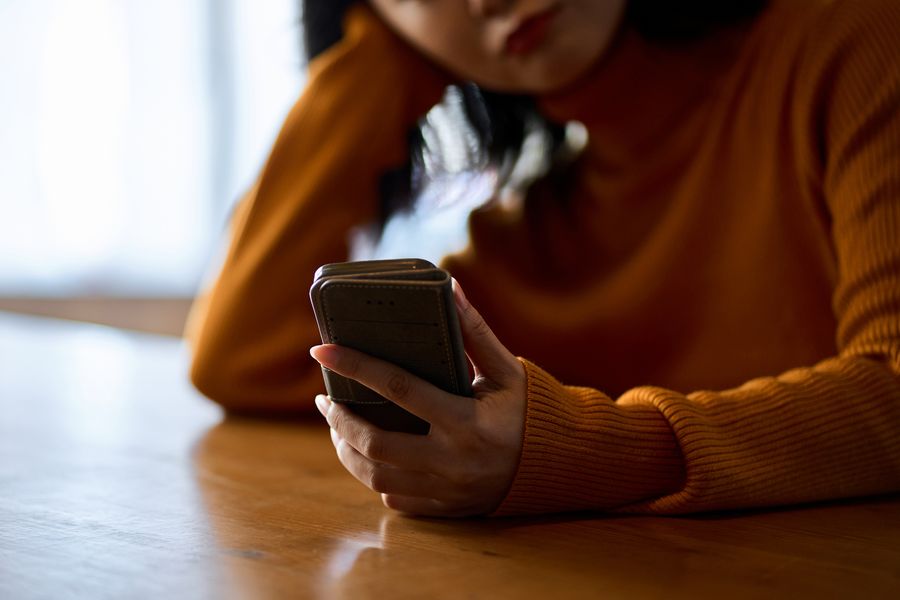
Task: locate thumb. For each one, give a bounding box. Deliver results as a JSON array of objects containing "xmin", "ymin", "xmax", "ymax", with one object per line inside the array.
[{"xmin": 452, "ymin": 278, "xmax": 520, "ymax": 384}]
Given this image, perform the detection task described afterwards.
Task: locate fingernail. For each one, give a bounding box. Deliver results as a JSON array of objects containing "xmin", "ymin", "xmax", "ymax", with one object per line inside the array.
[
  {"xmin": 310, "ymin": 344, "xmax": 336, "ymax": 366},
  {"xmin": 452, "ymin": 278, "xmax": 469, "ymax": 310},
  {"xmin": 315, "ymin": 394, "xmax": 329, "ymax": 415}
]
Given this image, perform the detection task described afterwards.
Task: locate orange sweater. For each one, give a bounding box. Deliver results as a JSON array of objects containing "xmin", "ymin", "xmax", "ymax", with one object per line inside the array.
[{"xmin": 188, "ymin": 0, "xmax": 900, "ymax": 515}]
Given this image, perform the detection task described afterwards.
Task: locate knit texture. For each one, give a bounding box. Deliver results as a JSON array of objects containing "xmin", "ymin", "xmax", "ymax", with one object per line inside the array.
[
  {"xmin": 188, "ymin": 0, "xmax": 900, "ymax": 514},
  {"xmin": 186, "ymin": 5, "xmax": 448, "ymax": 412}
]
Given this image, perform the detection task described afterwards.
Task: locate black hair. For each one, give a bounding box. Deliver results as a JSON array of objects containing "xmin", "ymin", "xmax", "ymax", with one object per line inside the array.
[
  {"xmin": 626, "ymin": 0, "xmax": 769, "ymax": 41},
  {"xmin": 301, "ymin": 0, "xmax": 768, "ymax": 235}
]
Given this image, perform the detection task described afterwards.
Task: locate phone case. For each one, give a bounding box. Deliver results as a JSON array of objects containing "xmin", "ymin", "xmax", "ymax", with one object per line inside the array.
[{"xmin": 309, "ymin": 259, "xmax": 472, "ymax": 434}]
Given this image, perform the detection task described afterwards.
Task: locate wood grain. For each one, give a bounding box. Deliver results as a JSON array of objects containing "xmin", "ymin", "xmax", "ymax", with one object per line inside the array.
[{"xmin": 1, "ymin": 311, "xmax": 899, "ymax": 599}]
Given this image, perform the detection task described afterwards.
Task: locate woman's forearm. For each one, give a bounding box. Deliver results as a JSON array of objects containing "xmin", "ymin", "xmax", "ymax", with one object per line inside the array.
[{"xmin": 187, "ymin": 6, "xmax": 447, "ymax": 413}]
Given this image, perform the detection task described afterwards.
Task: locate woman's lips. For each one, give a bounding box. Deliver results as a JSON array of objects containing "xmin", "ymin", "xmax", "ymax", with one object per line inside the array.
[{"xmin": 504, "ymin": 5, "xmax": 561, "ymax": 57}]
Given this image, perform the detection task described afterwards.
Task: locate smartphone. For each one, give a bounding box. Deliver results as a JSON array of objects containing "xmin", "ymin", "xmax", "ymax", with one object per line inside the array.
[{"xmin": 309, "ymin": 259, "xmax": 472, "ymax": 434}]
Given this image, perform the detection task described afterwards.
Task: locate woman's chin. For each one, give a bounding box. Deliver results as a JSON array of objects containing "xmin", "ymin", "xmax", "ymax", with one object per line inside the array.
[{"xmin": 470, "ymin": 61, "xmax": 596, "ymax": 95}]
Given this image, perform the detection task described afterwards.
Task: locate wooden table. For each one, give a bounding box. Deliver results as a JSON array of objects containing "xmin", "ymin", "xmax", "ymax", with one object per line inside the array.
[{"xmin": 2, "ymin": 312, "xmax": 899, "ymax": 599}]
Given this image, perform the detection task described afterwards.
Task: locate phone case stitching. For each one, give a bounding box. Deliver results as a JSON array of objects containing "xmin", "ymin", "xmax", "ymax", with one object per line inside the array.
[{"xmin": 320, "ymin": 282, "xmax": 458, "ymax": 397}]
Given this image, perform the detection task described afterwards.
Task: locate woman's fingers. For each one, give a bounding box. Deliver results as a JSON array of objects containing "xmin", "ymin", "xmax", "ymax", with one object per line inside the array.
[
  {"xmin": 310, "ymin": 344, "xmax": 466, "ymax": 427},
  {"xmin": 330, "ymin": 429, "xmax": 446, "ymax": 499},
  {"xmin": 316, "ymin": 395, "xmax": 437, "ymax": 471},
  {"xmin": 312, "ymin": 283, "xmax": 526, "ymax": 518},
  {"xmin": 451, "ymin": 278, "xmax": 521, "ymax": 385}
]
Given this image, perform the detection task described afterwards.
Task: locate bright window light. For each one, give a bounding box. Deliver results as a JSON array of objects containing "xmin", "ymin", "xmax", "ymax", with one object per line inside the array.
[{"xmin": 0, "ymin": 0, "xmax": 303, "ymax": 296}]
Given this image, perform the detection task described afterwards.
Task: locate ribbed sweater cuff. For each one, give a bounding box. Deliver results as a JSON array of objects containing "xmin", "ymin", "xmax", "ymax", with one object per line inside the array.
[{"xmin": 493, "ymin": 359, "xmax": 685, "ymax": 516}]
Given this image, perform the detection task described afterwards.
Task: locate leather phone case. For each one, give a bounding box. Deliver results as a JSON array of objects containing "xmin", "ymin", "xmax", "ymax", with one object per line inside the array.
[{"xmin": 309, "ymin": 259, "xmax": 472, "ymax": 434}]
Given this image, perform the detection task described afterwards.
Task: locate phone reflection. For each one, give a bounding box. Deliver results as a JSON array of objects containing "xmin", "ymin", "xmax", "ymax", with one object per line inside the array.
[
  {"xmin": 191, "ymin": 416, "xmax": 401, "ymax": 597},
  {"xmin": 191, "ymin": 416, "xmax": 626, "ymax": 597}
]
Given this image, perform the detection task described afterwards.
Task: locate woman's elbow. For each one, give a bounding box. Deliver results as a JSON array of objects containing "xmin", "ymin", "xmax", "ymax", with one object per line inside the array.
[
  {"xmin": 188, "ymin": 342, "xmax": 320, "ymax": 416},
  {"xmin": 189, "ymin": 341, "xmax": 240, "ymax": 409},
  {"xmin": 184, "ymin": 297, "xmax": 254, "ymax": 411}
]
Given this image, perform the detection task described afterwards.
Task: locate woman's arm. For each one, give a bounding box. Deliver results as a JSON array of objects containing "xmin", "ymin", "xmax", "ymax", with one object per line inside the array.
[
  {"xmin": 308, "ymin": 0, "xmax": 900, "ymax": 516},
  {"xmin": 489, "ymin": 0, "xmax": 900, "ymax": 516},
  {"xmin": 186, "ymin": 5, "xmax": 448, "ymax": 414}
]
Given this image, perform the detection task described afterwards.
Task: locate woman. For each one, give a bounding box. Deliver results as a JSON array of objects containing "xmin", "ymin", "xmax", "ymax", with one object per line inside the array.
[{"xmin": 187, "ymin": 0, "xmax": 900, "ymax": 517}]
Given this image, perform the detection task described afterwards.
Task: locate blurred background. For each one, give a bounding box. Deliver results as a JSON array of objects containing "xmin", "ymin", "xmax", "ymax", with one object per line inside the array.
[
  {"xmin": 1, "ymin": 0, "xmax": 491, "ymax": 336},
  {"xmin": 0, "ymin": 0, "xmax": 305, "ymax": 334}
]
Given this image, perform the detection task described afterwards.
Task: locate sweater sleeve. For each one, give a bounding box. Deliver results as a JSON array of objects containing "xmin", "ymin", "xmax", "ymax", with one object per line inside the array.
[
  {"xmin": 186, "ymin": 6, "xmax": 447, "ymax": 414},
  {"xmin": 495, "ymin": 0, "xmax": 900, "ymax": 516}
]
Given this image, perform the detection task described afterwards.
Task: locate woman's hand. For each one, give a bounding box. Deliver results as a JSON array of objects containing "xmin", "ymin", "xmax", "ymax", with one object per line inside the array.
[{"xmin": 310, "ymin": 279, "xmax": 526, "ymax": 517}]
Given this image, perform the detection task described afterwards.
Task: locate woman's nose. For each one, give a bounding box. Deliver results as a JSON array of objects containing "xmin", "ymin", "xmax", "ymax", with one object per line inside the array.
[{"xmin": 467, "ymin": 0, "xmax": 513, "ymax": 18}]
